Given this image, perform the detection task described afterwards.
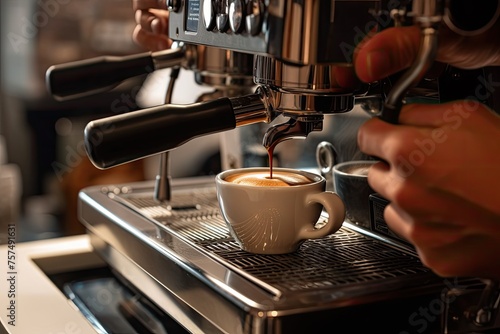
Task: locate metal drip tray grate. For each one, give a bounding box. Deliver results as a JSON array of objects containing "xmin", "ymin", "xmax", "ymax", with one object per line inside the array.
[{"xmin": 118, "ymin": 188, "xmax": 431, "ymax": 295}]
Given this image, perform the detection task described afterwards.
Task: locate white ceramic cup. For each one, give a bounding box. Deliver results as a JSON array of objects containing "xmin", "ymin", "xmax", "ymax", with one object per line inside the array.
[{"xmin": 215, "ymin": 167, "xmax": 345, "ymax": 254}]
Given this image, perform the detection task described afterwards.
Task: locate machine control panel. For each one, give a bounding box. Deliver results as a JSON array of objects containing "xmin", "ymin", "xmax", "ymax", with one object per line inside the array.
[
  {"xmin": 168, "ymin": 0, "xmax": 380, "ymax": 65},
  {"xmin": 175, "ymin": 0, "xmax": 266, "ymax": 35}
]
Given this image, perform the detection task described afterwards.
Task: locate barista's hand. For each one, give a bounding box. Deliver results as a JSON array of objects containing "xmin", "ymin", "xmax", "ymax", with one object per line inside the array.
[
  {"xmin": 354, "ymin": 24, "xmax": 500, "ymax": 83},
  {"xmin": 354, "ymin": 23, "xmax": 500, "ymax": 279},
  {"xmin": 358, "ymin": 101, "xmax": 500, "ymax": 279},
  {"xmin": 132, "ymin": 0, "xmax": 172, "ymax": 51}
]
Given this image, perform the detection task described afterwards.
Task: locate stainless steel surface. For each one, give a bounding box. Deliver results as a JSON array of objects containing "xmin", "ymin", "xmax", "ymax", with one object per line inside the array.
[
  {"xmin": 190, "ymin": 46, "xmax": 255, "ymax": 89},
  {"xmin": 231, "ymin": 87, "xmax": 274, "ymax": 126},
  {"xmin": 168, "ymin": 0, "xmax": 373, "ymax": 151},
  {"xmin": 151, "ymin": 47, "xmax": 187, "ymax": 70},
  {"xmin": 253, "ymin": 56, "xmax": 358, "ymax": 111},
  {"xmin": 79, "ymin": 178, "xmax": 454, "ymax": 333},
  {"xmin": 71, "ymin": 1, "xmax": 387, "ymax": 166},
  {"xmin": 169, "ymin": 0, "xmax": 379, "ymax": 65}
]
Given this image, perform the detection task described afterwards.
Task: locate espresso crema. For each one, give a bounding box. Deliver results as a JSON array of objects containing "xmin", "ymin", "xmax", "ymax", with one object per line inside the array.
[
  {"xmin": 225, "ymin": 171, "xmax": 313, "ymax": 187},
  {"xmin": 345, "ymin": 166, "xmax": 370, "ymax": 176}
]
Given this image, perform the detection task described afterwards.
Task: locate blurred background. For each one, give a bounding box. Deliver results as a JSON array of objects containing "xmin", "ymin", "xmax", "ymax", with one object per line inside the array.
[{"xmin": 0, "ymin": 0, "xmax": 223, "ymax": 242}]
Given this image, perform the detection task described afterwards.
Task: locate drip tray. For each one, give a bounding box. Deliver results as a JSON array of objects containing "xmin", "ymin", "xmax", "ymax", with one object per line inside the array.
[
  {"xmin": 79, "ymin": 179, "xmax": 446, "ymax": 333},
  {"xmin": 120, "ymin": 185, "xmax": 431, "ymax": 294}
]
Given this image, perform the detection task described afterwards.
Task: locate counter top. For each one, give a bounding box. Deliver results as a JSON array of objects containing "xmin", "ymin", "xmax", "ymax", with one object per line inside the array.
[{"xmin": 0, "ymin": 234, "xmax": 103, "ymax": 334}]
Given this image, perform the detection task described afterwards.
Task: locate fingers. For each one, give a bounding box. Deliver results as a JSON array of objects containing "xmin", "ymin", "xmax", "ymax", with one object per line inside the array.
[
  {"xmin": 384, "ymin": 193, "xmax": 499, "ymax": 255},
  {"xmin": 417, "ymin": 235, "xmax": 500, "ymax": 278},
  {"xmin": 398, "ymin": 103, "xmax": 455, "ymax": 127},
  {"xmin": 398, "ymin": 100, "xmax": 496, "ymax": 128},
  {"xmin": 357, "ymin": 115, "xmax": 431, "ymax": 166},
  {"xmin": 133, "ymin": 9, "xmax": 171, "ymax": 51},
  {"xmin": 354, "ymin": 26, "xmax": 421, "ymax": 82},
  {"xmin": 135, "ymin": 9, "xmax": 169, "ymax": 34},
  {"xmin": 384, "ymin": 204, "xmax": 466, "ymax": 248},
  {"xmin": 358, "ymin": 102, "xmax": 497, "ymax": 168},
  {"xmin": 133, "ymin": 25, "xmax": 171, "ymax": 51},
  {"xmin": 386, "ymin": 207, "xmax": 500, "ymax": 278},
  {"xmin": 354, "ymin": 10, "xmax": 500, "ymax": 83},
  {"xmin": 357, "ymin": 102, "xmax": 465, "ymax": 162}
]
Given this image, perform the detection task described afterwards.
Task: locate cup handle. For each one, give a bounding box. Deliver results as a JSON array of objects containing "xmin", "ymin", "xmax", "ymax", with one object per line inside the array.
[
  {"xmin": 315, "ymin": 141, "xmax": 337, "ymax": 175},
  {"xmin": 300, "ymin": 192, "xmax": 345, "ymax": 239}
]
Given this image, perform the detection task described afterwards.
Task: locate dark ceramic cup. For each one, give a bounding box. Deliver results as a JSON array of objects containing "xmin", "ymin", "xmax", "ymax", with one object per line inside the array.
[{"xmin": 333, "ymin": 161, "xmax": 376, "ymax": 229}]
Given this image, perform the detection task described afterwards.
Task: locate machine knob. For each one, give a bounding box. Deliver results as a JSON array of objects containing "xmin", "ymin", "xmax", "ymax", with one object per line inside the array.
[
  {"xmin": 166, "ymin": 0, "xmax": 180, "ymax": 12},
  {"xmin": 245, "ymin": 0, "xmax": 264, "ymax": 36},
  {"xmin": 203, "ymin": 0, "xmax": 216, "ymax": 30},
  {"xmin": 229, "ymin": 0, "xmax": 245, "ymax": 33},
  {"xmin": 217, "ymin": 0, "xmax": 230, "ymax": 32}
]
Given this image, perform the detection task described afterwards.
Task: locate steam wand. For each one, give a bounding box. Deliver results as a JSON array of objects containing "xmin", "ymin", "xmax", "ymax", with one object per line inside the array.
[
  {"xmin": 377, "ymin": 0, "xmax": 443, "ymax": 124},
  {"xmin": 154, "ymin": 67, "xmax": 181, "ymax": 203}
]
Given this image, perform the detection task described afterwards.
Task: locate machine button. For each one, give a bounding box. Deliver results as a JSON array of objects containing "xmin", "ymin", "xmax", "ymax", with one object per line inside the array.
[
  {"xmin": 216, "ymin": 0, "xmax": 230, "ymax": 32},
  {"xmin": 245, "ymin": 0, "xmax": 265, "ymax": 36},
  {"xmin": 166, "ymin": 0, "xmax": 180, "ymax": 12},
  {"xmin": 203, "ymin": 0, "xmax": 216, "ymax": 30},
  {"xmin": 229, "ymin": 0, "xmax": 245, "ymax": 33}
]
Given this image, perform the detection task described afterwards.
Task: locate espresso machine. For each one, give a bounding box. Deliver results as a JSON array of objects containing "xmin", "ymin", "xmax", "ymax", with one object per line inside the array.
[{"xmin": 45, "ymin": 0, "xmax": 500, "ymax": 332}]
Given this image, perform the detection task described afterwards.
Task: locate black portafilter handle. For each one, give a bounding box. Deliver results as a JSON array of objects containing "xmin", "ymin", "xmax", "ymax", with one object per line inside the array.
[
  {"xmin": 46, "ymin": 49, "xmax": 184, "ymax": 101},
  {"xmin": 84, "ymin": 98, "xmax": 237, "ymax": 169}
]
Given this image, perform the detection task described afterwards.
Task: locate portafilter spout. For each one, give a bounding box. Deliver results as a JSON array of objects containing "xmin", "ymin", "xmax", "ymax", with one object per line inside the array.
[
  {"xmin": 262, "ymin": 116, "xmax": 324, "ymax": 152},
  {"xmin": 254, "ymin": 54, "xmax": 359, "ymax": 153}
]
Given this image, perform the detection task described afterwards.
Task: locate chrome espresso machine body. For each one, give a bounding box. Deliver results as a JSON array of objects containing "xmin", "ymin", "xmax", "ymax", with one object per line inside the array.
[{"xmin": 44, "ymin": 0, "xmax": 500, "ymax": 333}]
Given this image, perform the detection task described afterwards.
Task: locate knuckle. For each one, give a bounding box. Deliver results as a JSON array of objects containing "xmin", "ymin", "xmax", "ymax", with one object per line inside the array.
[{"xmin": 419, "ymin": 254, "xmax": 455, "ymax": 277}]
